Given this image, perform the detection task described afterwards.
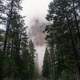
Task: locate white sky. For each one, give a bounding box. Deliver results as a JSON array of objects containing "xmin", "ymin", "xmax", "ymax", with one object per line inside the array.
[
  {"xmin": 22, "ymin": 0, "xmax": 52, "ymax": 26},
  {"xmin": 22, "ymin": 0, "xmax": 52, "ymax": 71}
]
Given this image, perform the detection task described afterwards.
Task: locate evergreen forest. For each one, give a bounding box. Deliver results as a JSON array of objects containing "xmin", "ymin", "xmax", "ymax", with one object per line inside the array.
[{"xmin": 0, "ymin": 0, "xmax": 80, "ymax": 80}]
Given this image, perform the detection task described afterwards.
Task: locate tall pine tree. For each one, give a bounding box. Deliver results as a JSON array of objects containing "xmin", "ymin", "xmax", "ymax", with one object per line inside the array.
[{"xmin": 44, "ymin": 0, "xmax": 80, "ymax": 80}]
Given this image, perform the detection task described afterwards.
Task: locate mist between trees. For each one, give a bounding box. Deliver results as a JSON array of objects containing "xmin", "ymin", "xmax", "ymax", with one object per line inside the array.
[{"xmin": 0, "ymin": 0, "xmax": 80, "ymax": 80}]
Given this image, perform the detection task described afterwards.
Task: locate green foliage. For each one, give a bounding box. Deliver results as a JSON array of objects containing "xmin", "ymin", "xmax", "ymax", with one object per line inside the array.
[
  {"xmin": 42, "ymin": 48, "xmax": 51, "ymax": 79},
  {"xmin": 0, "ymin": 0, "xmax": 36, "ymax": 80},
  {"xmin": 43, "ymin": 0, "xmax": 80, "ymax": 80}
]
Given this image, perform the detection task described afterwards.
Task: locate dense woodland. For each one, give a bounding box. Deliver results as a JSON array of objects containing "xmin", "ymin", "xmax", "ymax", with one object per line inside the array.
[
  {"xmin": 42, "ymin": 0, "xmax": 80, "ymax": 80},
  {"xmin": 0, "ymin": 0, "xmax": 37, "ymax": 80},
  {"xmin": 0, "ymin": 0, "xmax": 80, "ymax": 80}
]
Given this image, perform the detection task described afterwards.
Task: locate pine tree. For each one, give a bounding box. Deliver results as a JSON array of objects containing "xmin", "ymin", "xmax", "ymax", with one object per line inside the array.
[
  {"xmin": 21, "ymin": 39, "xmax": 35, "ymax": 80},
  {"xmin": 44, "ymin": 0, "xmax": 80, "ymax": 80},
  {"xmin": 0, "ymin": 0, "xmax": 37, "ymax": 80},
  {"xmin": 28, "ymin": 40, "xmax": 35, "ymax": 80},
  {"xmin": 2, "ymin": 0, "xmax": 24, "ymax": 79},
  {"xmin": 0, "ymin": 29, "xmax": 5, "ymax": 80},
  {"xmin": 20, "ymin": 29, "xmax": 30, "ymax": 80},
  {"xmin": 42, "ymin": 48, "xmax": 51, "ymax": 80},
  {"xmin": 3, "ymin": 0, "xmax": 22, "ymax": 55},
  {"xmin": 0, "ymin": 0, "xmax": 7, "ymax": 79}
]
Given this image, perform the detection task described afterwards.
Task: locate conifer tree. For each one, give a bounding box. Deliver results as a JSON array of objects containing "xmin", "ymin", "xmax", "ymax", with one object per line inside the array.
[
  {"xmin": 42, "ymin": 48, "xmax": 51, "ymax": 80},
  {"xmin": 0, "ymin": 0, "xmax": 37, "ymax": 80},
  {"xmin": 0, "ymin": 29, "xmax": 5, "ymax": 80},
  {"xmin": 0, "ymin": 0, "xmax": 7, "ymax": 79},
  {"xmin": 28, "ymin": 40, "xmax": 35, "ymax": 80},
  {"xmin": 44, "ymin": 0, "xmax": 80, "ymax": 80}
]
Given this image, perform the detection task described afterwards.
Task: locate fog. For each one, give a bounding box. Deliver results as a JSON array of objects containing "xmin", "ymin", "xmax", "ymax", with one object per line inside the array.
[{"xmin": 22, "ymin": 0, "xmax": 52, "ymax": 71}]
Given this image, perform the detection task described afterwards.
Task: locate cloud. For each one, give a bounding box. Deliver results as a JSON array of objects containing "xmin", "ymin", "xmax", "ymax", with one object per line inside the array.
[{"xmin": 30, "ymin": 18, "xmax": 46, "ymax": 46}]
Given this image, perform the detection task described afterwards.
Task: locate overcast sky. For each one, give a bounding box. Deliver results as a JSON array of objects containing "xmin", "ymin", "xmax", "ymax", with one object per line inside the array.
[
  {"xmin": 21, "ymin": 0, "xmax": 52, "ymax": 26},
  {"xmin": 22, "ymin": 0, "xmax": 52, "ymax": 70}
]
